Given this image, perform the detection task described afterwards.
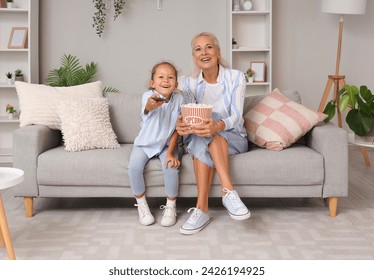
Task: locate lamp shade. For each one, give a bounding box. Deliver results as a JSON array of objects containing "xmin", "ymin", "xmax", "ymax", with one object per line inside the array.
[{"xmin": 322, "ymin": 0, "xmax": 367, "ymax": 14}]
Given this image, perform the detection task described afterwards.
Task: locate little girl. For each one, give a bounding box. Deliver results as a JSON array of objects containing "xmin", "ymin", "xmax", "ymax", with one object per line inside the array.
[{"xmin": 128, "ymin": 62, "xmax": 183, "ymax": 227}]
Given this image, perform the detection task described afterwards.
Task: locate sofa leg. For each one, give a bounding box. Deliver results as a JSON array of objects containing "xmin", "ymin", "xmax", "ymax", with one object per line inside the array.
[
  {"xmin": 328, "ymin": 197, "xmax": 338, "ymax": 217},
  {"xmin": 24, "ymin": 197, "xmax": 34, "ymax": 218}
]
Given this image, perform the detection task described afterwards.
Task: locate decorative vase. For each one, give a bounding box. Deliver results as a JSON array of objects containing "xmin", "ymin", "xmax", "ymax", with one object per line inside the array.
[
  {"xmin": 242, "ymin": 0, "xmax": 253, "ymax": 11},
  {"xmin": 233, "ymin": 0, "xmax": 240, "ymax": 11}
]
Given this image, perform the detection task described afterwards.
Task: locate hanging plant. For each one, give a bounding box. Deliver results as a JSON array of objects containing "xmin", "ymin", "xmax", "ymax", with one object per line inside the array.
[
  {"xmin": 114, "ymin": 0, "xmax": 126, "ymax": 20},
  {"xmin": 92, "ymin": 0, "xmax": 126, "ymax": 37},
  {"xmin": 92, "ymin": 0, "xmax": 106, "ymax": 37}
]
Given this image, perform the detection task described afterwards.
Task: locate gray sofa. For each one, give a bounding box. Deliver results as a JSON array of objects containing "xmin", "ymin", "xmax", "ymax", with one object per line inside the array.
[{"xmin": 13, "ymin": 90, "xmax": 348, "ymax": 218}]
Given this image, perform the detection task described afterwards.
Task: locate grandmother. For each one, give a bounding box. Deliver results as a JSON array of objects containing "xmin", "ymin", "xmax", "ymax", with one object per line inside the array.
[{"xmin": 177, "ymin": 32, "xmax": 250, "ymax": 235}]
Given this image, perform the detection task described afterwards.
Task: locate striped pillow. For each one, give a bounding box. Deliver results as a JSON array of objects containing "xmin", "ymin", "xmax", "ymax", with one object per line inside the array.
[{"xmin": 244, "ymin": 89, "xmax": 327, "ymax": 151}]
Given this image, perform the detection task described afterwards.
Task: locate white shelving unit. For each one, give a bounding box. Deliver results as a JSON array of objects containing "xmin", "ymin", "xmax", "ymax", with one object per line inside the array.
[
  {"xmin": 0, "ymin": 0, "xmax": 39, "ymax": 163},
  {"xmin": 228, "ymin": 0, "xmax": 272, "ymax": 95}
]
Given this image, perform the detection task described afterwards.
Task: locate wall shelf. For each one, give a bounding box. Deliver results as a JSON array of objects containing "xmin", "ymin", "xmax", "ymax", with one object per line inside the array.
[
  {"xmin": 228, "ymin": 0, "xmax": 272, "ymax": 95},
  {"xmin": 0, "ymin": 117, "xmax": 20, "ymax": 123},
  {"xmin": 0, "ymin": 0, "xmax": 39, "ymax": 163}
]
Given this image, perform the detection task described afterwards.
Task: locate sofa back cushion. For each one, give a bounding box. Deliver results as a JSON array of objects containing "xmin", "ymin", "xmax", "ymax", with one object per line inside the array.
[
  {"xmin": 105, "ymin": 92, "xmax": 142, "ymax": 144},
  {"xmin": 106, "ymin": 89, "xmax": 301, "ymax": 144}
]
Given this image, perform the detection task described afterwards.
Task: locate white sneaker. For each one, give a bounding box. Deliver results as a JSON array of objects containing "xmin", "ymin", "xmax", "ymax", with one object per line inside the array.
[
  {"xmin": 135, "ymin": 202, "xmax": 155, "ymax": 226},
  {"xmin": 222, "ymin": 188, "xmax": 251, "ymax": 220},
  {"xmin": 160, "ymin": 205, "xmax": 177, "ymax": 227},
  {"xmin": 180, "ymin": 208, "xmax": 210, "ymax": 235}
]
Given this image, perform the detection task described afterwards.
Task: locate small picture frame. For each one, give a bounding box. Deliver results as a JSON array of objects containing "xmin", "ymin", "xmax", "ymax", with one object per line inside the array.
[
  {"xmin": 8, "ymin": 27, "xmax": 28, "ymax": 49},
  {"xmin": 250, "ymin": 61, "xmax": 266, "ymax": 82}
]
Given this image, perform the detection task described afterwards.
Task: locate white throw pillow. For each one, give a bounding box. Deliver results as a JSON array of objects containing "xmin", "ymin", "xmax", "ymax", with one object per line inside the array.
[
  {"xmin": 58, "ymin": 97, "xmax": 120, "ymax": 152},
  {"xmin": 15, "ymin": 81, "xmax": 103, "ymax": 129}
]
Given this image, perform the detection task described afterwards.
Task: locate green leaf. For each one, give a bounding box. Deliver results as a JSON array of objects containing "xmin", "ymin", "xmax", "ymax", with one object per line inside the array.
[
  {"xmin": 103, "ymin": 86, "xmax": 119, "ymax": 93},
  {"xmin": 359, "ymin": 86, "xmax": 374, "ymax": 114},
  {"xmin": 348, "ymin": 85, "xmax": 358, "ymax": 109},
  {"xmin": 339, "ymin": 84, "xmax": 349, "ymax": 95},
  {"xmin": 323, "ymin": 101, "xmax": 336, "ymax": 123},
  {"xmin": 338, "ymin": 94, "xmax": 350, "ymax": 113},
  {"xmin": 356, "ymin": 94, "xmax": 372, "ymax": 115},
  {"xmin": 346, "ymin": 109, "xmax": 373, "ymax": 136}
]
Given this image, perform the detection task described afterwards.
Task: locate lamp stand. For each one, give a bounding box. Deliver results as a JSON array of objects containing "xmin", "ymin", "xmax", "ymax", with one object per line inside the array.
[
  {"xmin": 318, "ymin": 16, "xmax": 345, "ymax": 122},
  {"xmin": 318, "ymin": 16, "xmax": 370, "ymax": 166}
]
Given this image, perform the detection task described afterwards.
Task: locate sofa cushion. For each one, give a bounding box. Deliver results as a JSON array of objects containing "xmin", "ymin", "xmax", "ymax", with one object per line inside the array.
[
  {"xmin": 15, "ymin": 81, "xmax": 103, "ymax": 129},
  {"xmin": 244, "ymin": 89, "xmax": 327, "ymax": 150},
  {"xmin": 39, "ymin": 144, "xmax": 323, "ymax": 190},
  {"xmin": 37, "ymin": 144, "xmax": 166, "ymax": 187},
  {"xmin": 106, "ymin": 90, "xmax": 300, "ymax": 145},
  {"xmin": 105, "ymin": 92, "xmax": 142, "ymax": 144},
  {"xmin": 58, "ymin": 97, "xmax": 120, "ymax": 152},
  {"xmin": 180, "ymin": 144, "xmax": 324, "ymax": 186}
]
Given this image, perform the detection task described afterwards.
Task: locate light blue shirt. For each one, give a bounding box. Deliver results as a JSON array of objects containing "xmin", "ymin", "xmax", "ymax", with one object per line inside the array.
[
  {"xmin": 179, "ymin": 65, "xmax": 247, "ymax": 137},
  {"xmin": 134, "ymin": 90, "xmax": 184, "ymax": 158}
]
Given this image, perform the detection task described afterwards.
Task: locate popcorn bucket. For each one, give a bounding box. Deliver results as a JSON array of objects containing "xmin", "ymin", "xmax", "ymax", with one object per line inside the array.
[{"xmin": 181, "ymin": 104, "xmax": 213, "ymax": 126}]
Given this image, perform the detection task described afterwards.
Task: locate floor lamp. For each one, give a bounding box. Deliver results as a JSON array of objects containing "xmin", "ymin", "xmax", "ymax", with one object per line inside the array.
[
  {"xmin": 318, "ymin": 0, "xmax": 370, "ymax": 166},
  {"xmin": 318, "ymin": 0, "xmax": 367, "ymax": 119}
]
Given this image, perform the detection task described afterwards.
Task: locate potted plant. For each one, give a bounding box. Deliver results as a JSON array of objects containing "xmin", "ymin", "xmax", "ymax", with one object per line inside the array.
[
  {"xmin": 5, "ymin": 72, "xmax": 13, "ymax": 84},
  {"xmin": 7, "ymin": 0, "xmax": 14, "ymax": 8},
  {"xmin": 14, "ymin": 69, "xmax": 24, "ymax": 82},
  {"xmin": 46, "ymin": 53, "xmax": 118, "ymax": 92},
  {"xmin": 323, "ymin": 84, "xmax": 374, "ymax": 140},
  {"xmin": 5, "ymin": 104, "xmax": 16, "ymax": 119},
  {"xmin": 232, "ymin": 38, "xmax": 238, "ymax": 49},
  {"xmin": 246, "ymin": 68, "xmax": 255, "ymax": 83}
]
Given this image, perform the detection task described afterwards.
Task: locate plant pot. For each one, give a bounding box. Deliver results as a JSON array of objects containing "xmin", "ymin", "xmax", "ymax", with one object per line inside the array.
[
  {"xmin": 7, "ymin": 113, "xmax": 14, "ymax": 120},
  {"xmin": 6, "ymin": 78, "xmax": 13, "ymax": 85},
  {"xmin": 248, "ymin": 77, "xmax": 254, "ymax": 83},
  {"xmin": 355, "ymin": 120, "xmax": 374, "ymax": 143},
  {"xmin": 7, "ymin": 2, "xmax": 13, "ymax": 8},
  {"xmin": 15, "ymin": 76, "xmax": 24, "ymax": 82}
]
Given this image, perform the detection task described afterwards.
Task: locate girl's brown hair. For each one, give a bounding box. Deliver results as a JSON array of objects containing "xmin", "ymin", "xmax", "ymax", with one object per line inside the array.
[{"xmin": 150, "ymin": 61, "xmax": 178, "ymax": 81}]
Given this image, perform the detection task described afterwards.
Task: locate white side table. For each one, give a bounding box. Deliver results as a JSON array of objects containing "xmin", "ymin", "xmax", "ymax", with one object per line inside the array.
[
  {"xmin": 348, "ymin": 133, "xmax": 373, "ymax": 166},
  {"xmin": 0, "ymin": 167, "xmax": 24, "ymax": 260}
]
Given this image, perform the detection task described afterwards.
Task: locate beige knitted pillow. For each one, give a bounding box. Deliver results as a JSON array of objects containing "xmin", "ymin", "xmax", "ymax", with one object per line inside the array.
[{"xmin": 58, "ymin": 97, "xmax": 120, "ymax": 152}]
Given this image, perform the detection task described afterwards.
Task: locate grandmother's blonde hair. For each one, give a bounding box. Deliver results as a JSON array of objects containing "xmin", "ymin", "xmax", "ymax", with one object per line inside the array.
[{"xmin": 191, "ymin": 32, "xmax": 230, "ymax": 77}]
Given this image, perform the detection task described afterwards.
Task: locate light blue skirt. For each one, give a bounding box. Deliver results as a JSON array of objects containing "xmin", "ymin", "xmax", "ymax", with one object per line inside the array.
[{"xmin": 183, "ymin": 131, "xmax": 248, "ymax": 168}]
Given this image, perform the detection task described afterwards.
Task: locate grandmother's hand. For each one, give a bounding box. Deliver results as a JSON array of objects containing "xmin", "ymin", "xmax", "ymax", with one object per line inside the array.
[{"xmin": 191, "ymin": 118, "xmax": 225, "ymax": 137}]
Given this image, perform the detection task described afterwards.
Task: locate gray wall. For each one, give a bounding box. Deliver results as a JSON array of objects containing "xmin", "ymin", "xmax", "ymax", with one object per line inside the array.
[
  {"xmin": 40, "ymin": 0, "xmax": 374, "ymax": 113},
  {"xmin": 40, "ymin": 0, "xmax": 228, "ymax": 94}
]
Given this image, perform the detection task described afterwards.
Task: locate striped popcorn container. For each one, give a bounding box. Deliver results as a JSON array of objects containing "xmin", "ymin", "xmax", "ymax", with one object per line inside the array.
[{"xmin": 181, "ymin": 103, "xmax": 213, "ymax": 126}]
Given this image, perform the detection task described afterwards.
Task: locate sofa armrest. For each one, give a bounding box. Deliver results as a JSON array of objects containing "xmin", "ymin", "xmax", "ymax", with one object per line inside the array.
[
  {"xmin": 13, "ymin": 125, "xmax": 62, "ymax": 197},
  {"xmin": 306, "ymin": 123, "xmax": 348, "ymax": 197}
]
